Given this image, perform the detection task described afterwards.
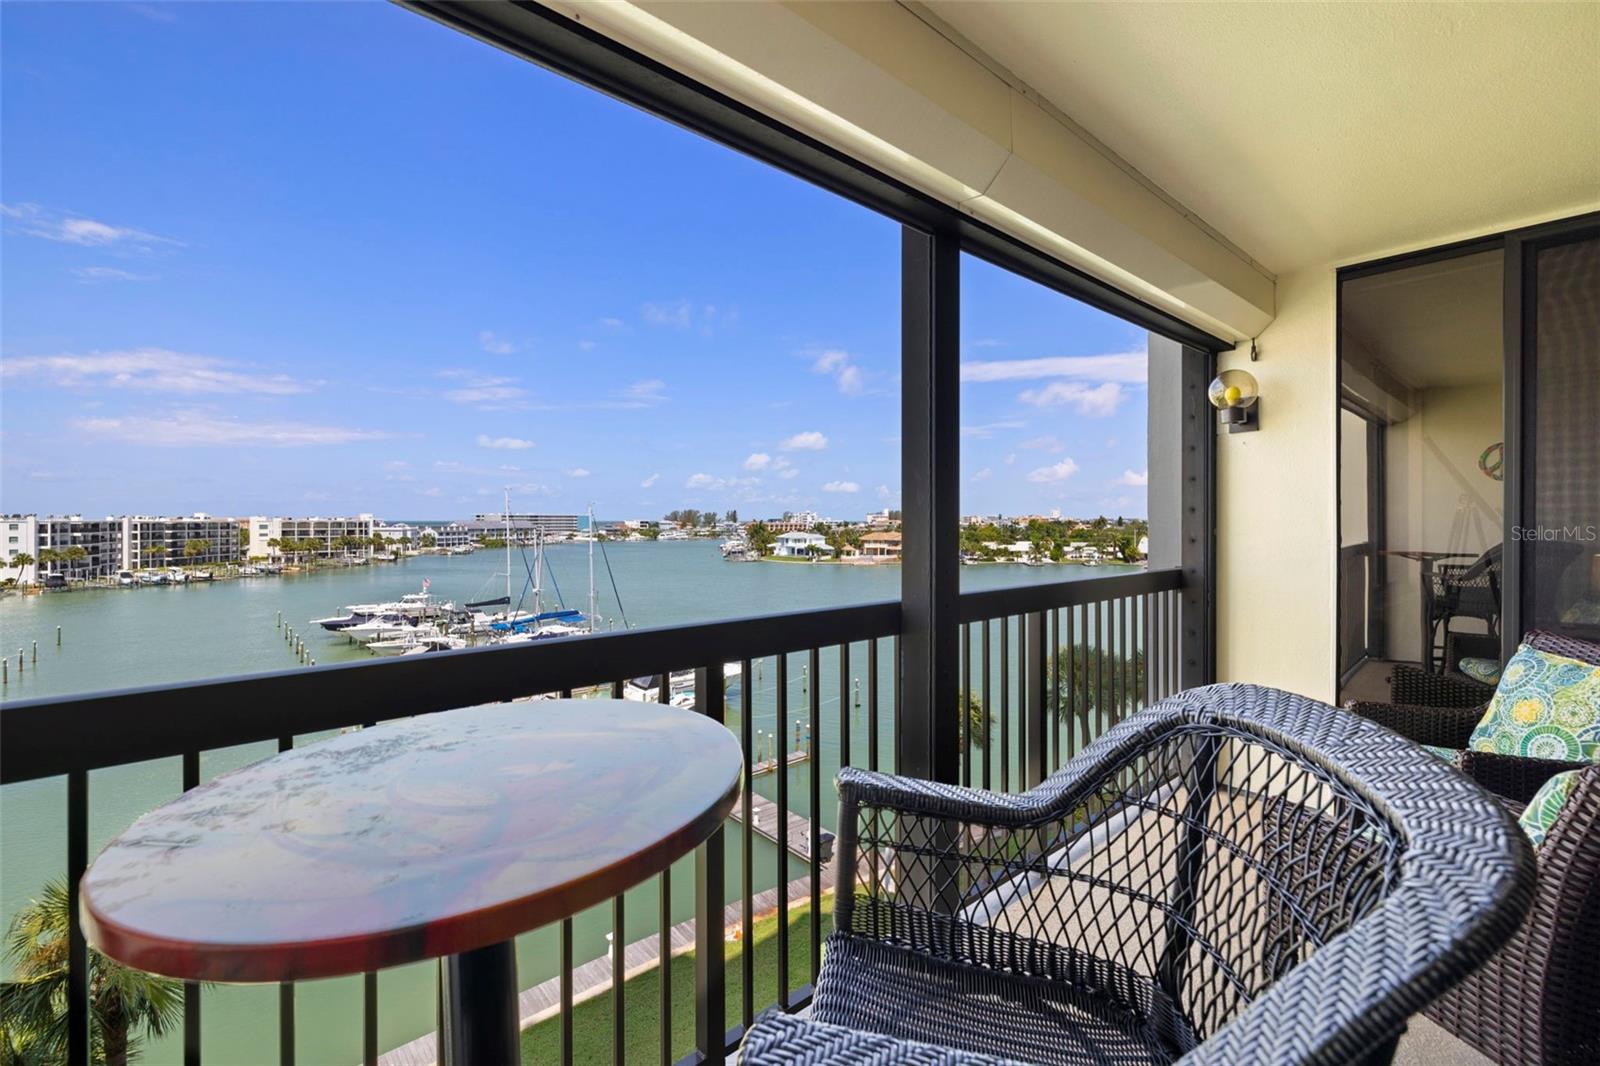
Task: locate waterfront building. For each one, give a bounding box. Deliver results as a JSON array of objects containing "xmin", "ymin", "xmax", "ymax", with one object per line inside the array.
[
  {"xmin": 34, "ymin": 516, "xmax": 124, "ymax": 579},
  {"xmin": 424, "ymin": 522, "xmax": 476, "ymax": 549},
  {"xmin": 121, "ymin": 515, "xmax": 243, "ymax": 570},
  {"xmin": 773, "ymin": 530, "xmax": 827, "ymax": 558},
  {"xmin": 861, "ymin": 530, "xmax": 903, "ymax": 559},
  {"xmin": 470, "ymin": 513, "xmax": 581, "ymax": 537},
  {"xmin": 249, "ymin": 515, "xmax": 377, "ymax": 559},
  {"xmin": 865, "ymin": 508, "xmax": 896, "ymax": 528},
  {"xmin": 373, "ymin": 522, "xmax": 420, "ymax": 548},
  {"xmin": 2, "ymin": 514, "xmax": 39, "ymax": 583}
]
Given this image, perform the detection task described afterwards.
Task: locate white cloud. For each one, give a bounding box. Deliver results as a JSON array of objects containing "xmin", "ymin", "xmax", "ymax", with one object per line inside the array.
[
  {"xmin": 568, "ymin": 467, "xmax": 591, "ymax": 478},
  {"xmin": 577, "ymin": 340, "xmax": 596, "ymax": 352},
  {"xmin": 777, "ymin": 466, "xmax": 800, "ymax": 480},
  {"xmin": 72, "ymin": 266, "xmax": 154, "ymax": 283},
  {"xmin": 2, "ymin": 348, "xmax": 312, "ymax": 395},
  {"xmin": 877, "ymin": 484, "xmax": 894, "ymax": 500},
  {"xmin": 1005, "ymin": 453, "xmax": 1018, "ymax": 465},
  {"xmin": 641, "ymin": 299, "xmax": 691, "ymax": 329},
  {"xmin": 810, "ymin": 348, "xmax": 866, "ymax": 395},
  {"xmin": 640, "ymin": 473, "xmax": 660, "ymax": 488},
  {"xmin": 686, "ymin": 473, "xmax": 725, "ymax": 490},
  {"xmin": 743, "ymin": 452, "xmax": 772, "ymax": 472},
  {"xmin": 441, "ymin": 372, "xmax": 528, "ymax": 409},
  {"xmin": 2, "ymin": 203, "xmax": 176, "ymax": 249},
  {"xmin": 1026, "ymin": 458, "xmax": 1080, "ymax": 483},
  {"xmin": 960, "ymin": 351, "xmax": 1146, "ymax": 384},
  {"xmin": 781, "ymin": 431, "xmax": 828, "ymax": 451},
  {"xmin": 478, "ymin": 330, "xmax": 517, "ymax": 355},
  {"xmin": 1118, "ymin": 469, "xmax": 1149, "ymax": 486},
  {"xmin": 600, "ymin": 317, "xmax": 626, "ymax": 331},
  {"xmin": 970, "ymin": 338, "xmax": 1003, "ymax": 349},
  {"xmin": 970, "ymin": 467, "xmax": 992, "ymax": 482},
  {"xmin": 619, "ymin": 379, "xmax": 666, "ymax": 405},
  {"xmin": 822, "ymin": 480, "xmax": 860, "ymax": 494},
  {"xmin": 417, "ymin": 486, "xmax": 443, "ymax": 498},
  {"xmin": 961, "ymin": 420, "xmax": 1026, "ymax": 439},
  {"xmin": 1023, "ymin": 435, "xmax": 1063, "ymax": 452},
  {"xmin": 476, "ymin": 434, "xmax": 534, "ymax": 450},
  {"xmin": 73, "ymin": 409, "xmax": 390, "ymax": 447},
  {"xmin": 1018, "ymin": 381, "xmax": 1124, "ymax": 416}
]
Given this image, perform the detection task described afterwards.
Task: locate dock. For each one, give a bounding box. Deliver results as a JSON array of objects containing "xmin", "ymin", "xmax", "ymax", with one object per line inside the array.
[
  {"xmin": 377, "ymin": 859, "xmax": 857, "ymax": 1066},
  {"xmin": 730, "ymin": 790, "xmax": 834, "ymax": 865},
  {"xmin": 748, "ymin": 749, "xmax": 809, "ymax": 778}
]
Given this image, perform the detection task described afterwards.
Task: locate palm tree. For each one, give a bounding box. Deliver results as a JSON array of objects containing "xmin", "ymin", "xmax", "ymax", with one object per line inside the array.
[
  {"xmin": 7, "ymin": 553, "xmax": 35, "ymax": 585},
  {"xmin": 142, "ymin": 546, "xmax": 166, "ymax": 570},
  {"xmin": 62, "ymin": 546, "xmax": 89, "ymax": 580},
  {"xmin": 0, "ymin": 880, "xmax": 182, "ymax": 1065},
  {"xmin": 182, "ymin": 539, "xmax": 210, "ymax": 564}
]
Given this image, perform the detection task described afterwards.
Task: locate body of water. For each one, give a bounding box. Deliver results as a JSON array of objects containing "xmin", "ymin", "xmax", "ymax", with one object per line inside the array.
[{"xmin": 1, "ymin": 543, "xmax": 1141, "ymax": 1065}]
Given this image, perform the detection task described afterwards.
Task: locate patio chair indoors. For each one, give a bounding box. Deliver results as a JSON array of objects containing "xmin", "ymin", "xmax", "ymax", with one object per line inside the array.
[
  {"xmin": 1349, "ymin": 629, "xmax": 1600, "ymax": 1065},
  {"xmin": 742, "ymin": 683, "xmax": 1534, "ymax": 1066},
  {"xmin": 1425, "ymin": 544, "xmax": 1502, "ymax": 674}
]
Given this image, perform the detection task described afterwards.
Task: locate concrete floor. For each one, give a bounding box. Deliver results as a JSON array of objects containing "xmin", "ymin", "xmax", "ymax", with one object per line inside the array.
[{"xmin": 1392, "ymin": 1016, "xmax": 1494, "ymax": 1065}]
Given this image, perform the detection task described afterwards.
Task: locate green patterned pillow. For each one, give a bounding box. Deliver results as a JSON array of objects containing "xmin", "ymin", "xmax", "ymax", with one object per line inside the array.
[
  {"xmin": 1458, "ymin": 657, "xmax": 1502, "ymax": 686},
  {"xmin": 1466, "ymin": 643, "xmax": 1600, "ymax": 762},
  {"xmin": 1518, "ymin": 770, "xmax": 1583, "ymax": 847}
]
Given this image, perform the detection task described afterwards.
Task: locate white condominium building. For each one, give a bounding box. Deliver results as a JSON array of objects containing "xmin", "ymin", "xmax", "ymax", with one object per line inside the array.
[
  {"xmin": 121, "ymin": 514, "xmax": 243, "ymax": 569},
  {"xmin": 249, "ymin": 515, "xmax": 377, "ymax": 559},
  {"xmin": 2, "ymin": 515, "xmax": 40, "ymax": 583}
]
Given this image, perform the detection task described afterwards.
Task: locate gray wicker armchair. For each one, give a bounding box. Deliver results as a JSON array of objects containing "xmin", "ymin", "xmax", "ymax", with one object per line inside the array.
[{"xmin": 743, "ymin": 684, "xmax": 1534, "ymax": 1066}]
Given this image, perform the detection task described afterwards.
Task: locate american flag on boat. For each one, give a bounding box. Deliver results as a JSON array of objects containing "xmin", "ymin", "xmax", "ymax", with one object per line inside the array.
[{"xmin": 422, "ymin": 577, "xmax": 430, "ymax": 591}]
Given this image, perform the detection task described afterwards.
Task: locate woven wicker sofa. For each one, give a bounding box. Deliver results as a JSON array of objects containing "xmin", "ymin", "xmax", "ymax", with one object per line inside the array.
[
  {"xmin": 1349, "ymin": 630, "xmax": 1600, "ymax": 1066},
  {"xmin": 742, "ymin": 683, "xmax": 1533, "ymax": 1066}
]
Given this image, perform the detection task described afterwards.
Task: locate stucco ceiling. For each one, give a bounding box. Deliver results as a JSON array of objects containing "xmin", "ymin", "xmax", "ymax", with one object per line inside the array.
[
  {"xmin": 1342, "ymin": 250, "xmax": 1502, "ymax": 390},
  {"xmin": 919, "ymin": 2, "xmax": 1600, "ymax": 276}
]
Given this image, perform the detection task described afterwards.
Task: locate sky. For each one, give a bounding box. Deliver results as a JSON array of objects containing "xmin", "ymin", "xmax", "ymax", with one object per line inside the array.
[{"xmin": 1, "ymin": 1, "xmax": 1149, "ymax": 523}]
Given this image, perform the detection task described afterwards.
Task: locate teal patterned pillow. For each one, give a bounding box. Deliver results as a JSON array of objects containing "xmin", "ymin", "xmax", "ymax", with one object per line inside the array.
[
  {"xmin": 1518, "ymin": 770, "xmax": 1583, "ymax": 847},
  {"xmin": 1458, "ymin": 657, "xmax": 1502, "ymax": 686},
  {"xmin": 1421, "ymin": 744, "xmax": 1458, "ymax": 762},
  {"xmin": 1466, "ymin": 643, "xmax": 1600, "ymax": 761}
]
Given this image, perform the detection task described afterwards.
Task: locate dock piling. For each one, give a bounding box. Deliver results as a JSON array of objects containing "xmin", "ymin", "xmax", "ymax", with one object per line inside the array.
[
  {"xmin": 56, "ymin": 626, "xmax": 62, "ymax": 646},
  {"xmin": 3, "ymin": 659, "xmax": 7, "ymax": 685},
  {"xmin": 31, "ymin": 641, "xmax": 38, "ymax": 664}
]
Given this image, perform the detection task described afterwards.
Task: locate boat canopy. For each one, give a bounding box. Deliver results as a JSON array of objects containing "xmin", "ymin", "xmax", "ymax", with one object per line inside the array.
[
  {"xmin": 489, "ymin": 609, "xmax": 584, "ymax": 633},
  {"xmin": 465, "ymin": 596, "xmax": 511, "ymax": 609}
]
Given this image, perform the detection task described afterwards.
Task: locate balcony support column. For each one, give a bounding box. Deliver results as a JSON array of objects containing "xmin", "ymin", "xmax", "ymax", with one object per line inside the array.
[{"xmin": 899, "ymin": 226, "xmax": 962, "ymax": 785}]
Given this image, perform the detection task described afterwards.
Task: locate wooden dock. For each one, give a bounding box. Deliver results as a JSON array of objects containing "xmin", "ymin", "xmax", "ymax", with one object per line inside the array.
[
  {"xmin": 376, "ymin": 861, "xmax": 849, "ymax": 1066},
  {"xmin": 748, "ymin": 749, "xmax": 809, "ymax": 778},
  {"xmin": 730, "ymin": 790, "xmax": 833, "ymax": 865}
]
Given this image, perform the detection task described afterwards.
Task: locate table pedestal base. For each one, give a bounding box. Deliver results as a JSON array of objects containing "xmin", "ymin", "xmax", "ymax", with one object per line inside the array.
[{"xmin": 441, "ymin": 940, "xmax": 518, "ymax": 1066}]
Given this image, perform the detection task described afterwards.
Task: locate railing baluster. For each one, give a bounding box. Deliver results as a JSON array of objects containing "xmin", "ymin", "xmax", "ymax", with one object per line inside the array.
[
  {"xmin": 739, "ymin": 659, "xmax": 754, "ymax": 1030},
  {"xmin": 182, "ymin": 751, "xmax": 202, "ymax": 1066},
  {"xmin": 560, "ymin": 918, "xmax": 575, "ymax": 1066},
  {"xmin": 693, "ymin": 663, "xmax": 727, "ymax": 1065},
  {"xmin": 363, "ymin": 972, "xmax": 377, "ymax": 1066},
  {"xmin": 612, "ymin": 894, "xmax": 625, "ymax": 1066},
  {"xmin": 1065, "ymin": 605, "xmax": 1077, "ymax": 761},
  {"xmin": 67, "ymin": 768, "xmax": 89, "ymax": 1066},
  {"xmin": 659, "ymin": 867, "xmax": 671, "ymax": 1065},
  {"xmin": 960, "ymin": 623, "xmax": 972, "ymax": 788},
  {"xmin": 775, "ymin": 653, "xmax": 790, "ymax": 1007},
  {"xmin": 1095, "ymin": 600, "xmax": 1106, "ymax": 742},
  {"xmin": 838, "ymin": 643, "xmax": 851, "ymax": 771},
  {"xmin": 1051, "ymin": 608, "xmax": 1061, "ymax": 771},
  {"xmin": 867, "ymin": 640, "xmax": 880, "ymax": 774},
  {"xmin": 981, "ymin": 622, "xmax": 992, "ymax": 791},
  {"xmin": 999, "ymin": 617, "xmax": 1010, "ymax": 792},
  {"xmin": 277, "ymin": 736, "xmax": 295, "ymax": 1066},
  {"xmin": 807, "ymin": 645, "xmax": 821, "ymax": 985}
]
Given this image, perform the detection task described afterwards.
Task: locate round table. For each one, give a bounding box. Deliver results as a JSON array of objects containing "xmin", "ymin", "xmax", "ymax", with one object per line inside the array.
[{"xmin": 80, "ymin": 699, "xmax": 742, "ymax": 1065}]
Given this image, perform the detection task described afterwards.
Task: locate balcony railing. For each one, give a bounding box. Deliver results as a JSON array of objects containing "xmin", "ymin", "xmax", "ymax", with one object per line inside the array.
[{"xmin": 1, "ymin": 567, "xmax": 1186, "ymax": 1066}]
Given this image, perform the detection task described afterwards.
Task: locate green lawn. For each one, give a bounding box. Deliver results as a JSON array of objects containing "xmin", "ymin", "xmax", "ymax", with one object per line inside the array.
[{"xmin": 521, "ymin": 894, "xmax": 833, "ymax": 1063}]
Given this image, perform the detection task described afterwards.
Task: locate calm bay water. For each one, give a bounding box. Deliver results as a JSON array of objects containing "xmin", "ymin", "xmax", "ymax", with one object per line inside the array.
[{"xmin": 1, "ymin": 543, "xmax": 1139, "ymax": 1065}]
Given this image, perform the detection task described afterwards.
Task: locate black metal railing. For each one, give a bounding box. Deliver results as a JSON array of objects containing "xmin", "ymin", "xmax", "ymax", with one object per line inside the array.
[{"xmin": 0, "ymin": 568, "xmax": 1185, "ymax": 1066}]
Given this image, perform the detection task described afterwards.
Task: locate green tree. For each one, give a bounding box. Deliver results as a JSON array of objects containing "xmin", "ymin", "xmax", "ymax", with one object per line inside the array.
[
  {"xmin": 182, "ymin": 539, "xmax": 210, "ymax": 563},
  {"xmin": 723, "ymin": 510, "xmax": 738, "ymax": 525},
  {"xmin": 420, "ymin": 532, "xmax": 436, "ymax": 549},
  {"xmin": 641, "ymin": 527, "xmax": 661, "ymax": 542},
  {"xmin": 8, "ymin": 553, "xmax": 35, "ymax": 581},
  {"xmin": 0, "ymin": 880, "xmax": 182, "ymax": 1066},
  {"xmin": 1052, "ymin": 643, "xmax": 1147, "ymax": 725},
  {"xmin": 62, "ymin": 546, "xmax": 89, "ymax": 579},
  {"xmin": 745, "ymin": 521, "xmax": 775, "ymax": 558}
]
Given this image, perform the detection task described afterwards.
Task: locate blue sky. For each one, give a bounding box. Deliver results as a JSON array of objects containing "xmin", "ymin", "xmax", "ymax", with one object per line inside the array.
[{"xmin": 1, "ymin": 1, "xmax": 1148, "ymax": 522}]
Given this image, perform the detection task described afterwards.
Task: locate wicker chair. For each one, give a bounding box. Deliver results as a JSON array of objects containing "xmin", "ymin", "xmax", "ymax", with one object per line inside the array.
[
  {"xmin": 1349, "ymin": 630, "xmax": 1600, "ymax": 1066},
  {"xmin": 743, "ymin": 684, "xmax": 1533, "ymax": 1066},
  {"xmin": 1426, "ymin": 545, "xmax": 1502, "ymax": 671}
]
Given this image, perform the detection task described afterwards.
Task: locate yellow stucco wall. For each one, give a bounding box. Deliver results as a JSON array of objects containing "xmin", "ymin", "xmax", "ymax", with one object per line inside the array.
[{"xmin": 1216, "ymin": 270, "xmax": 1338, "ymax": 702}]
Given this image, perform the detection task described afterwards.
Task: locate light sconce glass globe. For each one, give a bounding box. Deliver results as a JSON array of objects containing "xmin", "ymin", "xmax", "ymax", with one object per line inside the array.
[{"xmin": 1207, "ymin": 369, "xmax": 1259, "ymax": 432}]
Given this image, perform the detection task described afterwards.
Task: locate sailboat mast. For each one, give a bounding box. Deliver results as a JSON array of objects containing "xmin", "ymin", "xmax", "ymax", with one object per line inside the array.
[
  {"xmin": 582, "ymin": 502, "xmax": 595, "ymax": 627},
  {"xmin": 503, "ymin": 487, "xmax": 512, "ymax": 605}
]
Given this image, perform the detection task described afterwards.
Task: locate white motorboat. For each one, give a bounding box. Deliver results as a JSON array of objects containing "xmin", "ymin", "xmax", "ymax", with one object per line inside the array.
[
  {"xmin": 116, "ymin": 570, "xmax": 136, "ymax": 586},
  {"xmin": 369, "ymin": 633, "xmax": 467, "ymax": 657}
]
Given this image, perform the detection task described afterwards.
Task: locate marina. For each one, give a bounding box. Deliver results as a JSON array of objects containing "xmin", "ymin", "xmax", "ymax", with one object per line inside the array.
[{"xmin": 1, "ymin": 543, "xmax": 1142, "ymax": 1066}]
